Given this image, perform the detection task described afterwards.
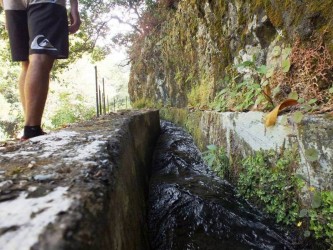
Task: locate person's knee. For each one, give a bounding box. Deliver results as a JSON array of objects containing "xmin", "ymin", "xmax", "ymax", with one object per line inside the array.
[
  {"xmin": 29, "ymin": 54, "xmax": 55, "ymax": 71},
  {"xmin": 21, "ymin": 61, "xmax": 29, "ymax": 72}
]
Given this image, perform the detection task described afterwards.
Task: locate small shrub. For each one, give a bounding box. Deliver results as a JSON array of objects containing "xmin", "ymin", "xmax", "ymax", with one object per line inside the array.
[
  {"xmin": 237, "ymin": 150, "xmax": 303, "ymax": 225},
  {"xmin": 300, "ymin": 190, "xmax": 333, "ymax": 247}
]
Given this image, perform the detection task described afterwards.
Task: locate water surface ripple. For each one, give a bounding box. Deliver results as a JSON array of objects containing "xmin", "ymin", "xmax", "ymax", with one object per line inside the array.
[{"xmin": 148, "ymin": 121, "xmax": 296, "ymax": 250}]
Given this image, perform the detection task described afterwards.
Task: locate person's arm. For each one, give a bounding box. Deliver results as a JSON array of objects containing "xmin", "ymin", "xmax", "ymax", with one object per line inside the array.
[
  {"xmin": 1, "ymin": 0, "xmax": 6, "ymax": 30},
  {"xmin": 68, "ymin": 0, "xmax": 81, "ymax": 34}
]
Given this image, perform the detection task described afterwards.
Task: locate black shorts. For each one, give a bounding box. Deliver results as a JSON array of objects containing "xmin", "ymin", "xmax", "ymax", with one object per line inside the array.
[{"xmin": 5, "ymin": 3, "xmax": 69, "ymax": 61}]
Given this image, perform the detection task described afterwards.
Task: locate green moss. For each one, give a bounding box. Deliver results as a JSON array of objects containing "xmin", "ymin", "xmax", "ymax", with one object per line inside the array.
[
  {"xmin": 186, "ymin": 111, "xmax": 205, "ymax": 149},
  {"xmin": 187, "ymin": 81, "xmax": 211, "ymax": 107},
  {"xmin": 160, "ymin": 107, "xmax": 205, "ymax": 150},
  {"xmin": 160, "ymin": 107, "xmax": 188, "ymax": 126},
  {"xmin": 131, "ymin": 98, "xmax": 156, "ymax": 109}
]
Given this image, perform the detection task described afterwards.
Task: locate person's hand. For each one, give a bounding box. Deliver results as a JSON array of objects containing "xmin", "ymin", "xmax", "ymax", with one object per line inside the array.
[{"xmin": 68, "ymin": 8, "xmax": 81, "ymax": 34}]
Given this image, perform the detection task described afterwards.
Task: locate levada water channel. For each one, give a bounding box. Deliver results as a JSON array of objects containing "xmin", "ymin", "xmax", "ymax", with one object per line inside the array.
[{"xmin": 148, "ymin": 121, "xmax": 308, "ymax": 250}]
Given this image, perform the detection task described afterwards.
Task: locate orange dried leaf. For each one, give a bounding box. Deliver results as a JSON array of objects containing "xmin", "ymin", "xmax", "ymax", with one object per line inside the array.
[
  {"xmin": 263, "ymin": 85, "xmax": 271, "ymax": 97},
  {"xmin": 265, "ymin": 99, "xmax": 298, "ymax": 127}
]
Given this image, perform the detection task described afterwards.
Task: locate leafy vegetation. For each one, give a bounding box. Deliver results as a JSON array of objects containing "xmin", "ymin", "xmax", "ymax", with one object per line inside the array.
[
  {"xmin": 307, "ymin": 191, "xmax": 333, "ymax": 245},
  {"xmin": 201, "ymin": 143, "xmax": 333, "ymax": 247},
  {"xmin": 50, "ymin": 93, "xmax": 95, "ymax": 128},
  {"xmin": 270, "ymin": 36, "xmax": 333, "ymax": 112},
  {"xmin": 211, "ymin": 76, "xmax": 266, "ymax": 112},
  {"xmin": 203, "ymin": 145, "xmax": 304, "ymax": 225},
  {"xmin": 297, "ymin": 189, "xmax": 333, "ymax": 246},
  {"xmin": 202, "ymin": 145, "xmax": 230, "ymax": 178},
  {"xmin": 127, "ymin": 0, "xmax": 333, "ymax": 114},
  {"xmin": 0, "ymin": 40, "xmax": 23, "ymax": 138},
  {"xmin": 237, "ymin": 149, "xmax": 303, "ymax": 225}
]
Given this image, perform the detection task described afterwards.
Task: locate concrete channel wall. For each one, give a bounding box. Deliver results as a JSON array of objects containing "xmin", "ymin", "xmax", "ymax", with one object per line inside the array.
[
  {"xmin": 200, "ymin": 111, "xmax": 333, "ymax": 189},
  {"xmin": 161, "ymin": 108, "xmax": 333, "ymax": 191},
  {"xmin": 0, "ymin": 110, "xmax": 160, "ymax": 250}
]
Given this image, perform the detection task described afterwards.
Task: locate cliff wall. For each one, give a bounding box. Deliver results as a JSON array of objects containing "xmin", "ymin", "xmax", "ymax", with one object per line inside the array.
[{"xmin": 129, "ymin": 0, "xmax": 333, "ymax": 110}]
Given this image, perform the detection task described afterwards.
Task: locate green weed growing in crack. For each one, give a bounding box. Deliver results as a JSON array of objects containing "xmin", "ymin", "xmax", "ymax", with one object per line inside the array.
[{"xmin": 202, "ymin": 145, "xmax": 230, "ymax": 179}]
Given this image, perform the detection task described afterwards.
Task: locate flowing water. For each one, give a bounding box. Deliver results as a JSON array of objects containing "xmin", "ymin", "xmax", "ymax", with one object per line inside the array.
[{"xmin": 148, "ymin": 121, "xmax": 299, "ymax": 250}]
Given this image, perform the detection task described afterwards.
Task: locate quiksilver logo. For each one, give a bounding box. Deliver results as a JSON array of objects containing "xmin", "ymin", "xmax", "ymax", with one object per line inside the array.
[{"xmin": 31, "ymin": 35, "xmax": 57, "ymax": 51}]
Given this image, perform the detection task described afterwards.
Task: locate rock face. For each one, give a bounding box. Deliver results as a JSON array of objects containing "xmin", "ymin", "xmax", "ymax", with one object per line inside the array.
[
  {"xmin": 0, "ymin": 110, "xmax": 160, "ymax": 250},
  {"xmin": 129, "ymin": 0, "xmax": 332, "ymax": 109}
]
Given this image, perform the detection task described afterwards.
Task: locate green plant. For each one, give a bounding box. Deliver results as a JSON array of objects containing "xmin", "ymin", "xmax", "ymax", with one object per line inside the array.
[
  {"xmin": 289, "ymin": 98, "xmax": 318, "ymax": 124},
  {"xmin": 212, "ymin": 61, "xmax": 273, "ymax": 112},
  {"xmin": 202, "ymin": 145, "xmax": 230, "ymax": 178},
  {"xmin": 237, "ymin": 149, "xmax": 303, "ymax": 225},
  {"xmin": 299, "ymin": 190, "xmax": 333, "ymax": 246},
  {"xmin": 50, "ymin": 93, "xmax": 95, "ymax": 128},
  {"xmin": 211, "ymin": 75, "xmax": 234, "ymax": 112},
  {"xmin": 236, "ymin": 80, "xmax": 263, "ymax": 111}
]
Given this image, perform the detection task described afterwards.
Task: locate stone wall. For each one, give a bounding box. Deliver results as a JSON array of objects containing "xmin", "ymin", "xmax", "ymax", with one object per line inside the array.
[{"xmin": 0, "ymin": 110, "xmax": 160, "ymax": 250}]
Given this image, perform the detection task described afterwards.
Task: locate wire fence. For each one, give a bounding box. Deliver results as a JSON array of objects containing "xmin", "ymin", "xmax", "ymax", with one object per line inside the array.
[{"xmin": 94, "ymin": 66, "xmax": 129, "ymax": 117}]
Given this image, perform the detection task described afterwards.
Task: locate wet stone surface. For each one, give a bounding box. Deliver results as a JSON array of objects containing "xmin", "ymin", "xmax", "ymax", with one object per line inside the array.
[{"xmin": 148, "ymin": 121, "xmax": 300, "ymax": 250}]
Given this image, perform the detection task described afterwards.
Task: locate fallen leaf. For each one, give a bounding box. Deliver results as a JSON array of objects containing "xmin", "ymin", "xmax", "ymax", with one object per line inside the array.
[{"xmin": 265, "ymin": 99, "xmax": 298, "ymax": 127}]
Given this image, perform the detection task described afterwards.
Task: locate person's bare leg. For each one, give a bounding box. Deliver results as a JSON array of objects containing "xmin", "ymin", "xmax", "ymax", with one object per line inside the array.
[
  {"xmin": 19, "ymin": 61, "xmax": 29, "ymax": 114},
  {"xmin": 24, "ymin": 54, "xmax": 54, "ymax": 126}
]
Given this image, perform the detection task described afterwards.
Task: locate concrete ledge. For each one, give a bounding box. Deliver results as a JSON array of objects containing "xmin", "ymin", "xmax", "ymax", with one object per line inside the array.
[
  {"xmin": 0, "ymin": 110, "xmax": 160, "ymax": 250},
  {"xmin": 200, "ymin": 111, "xmax": 333, "ymax": 189},
  {"xmin": 161, "ymin": 108, "xmax": 333, "ymax": 190}
]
